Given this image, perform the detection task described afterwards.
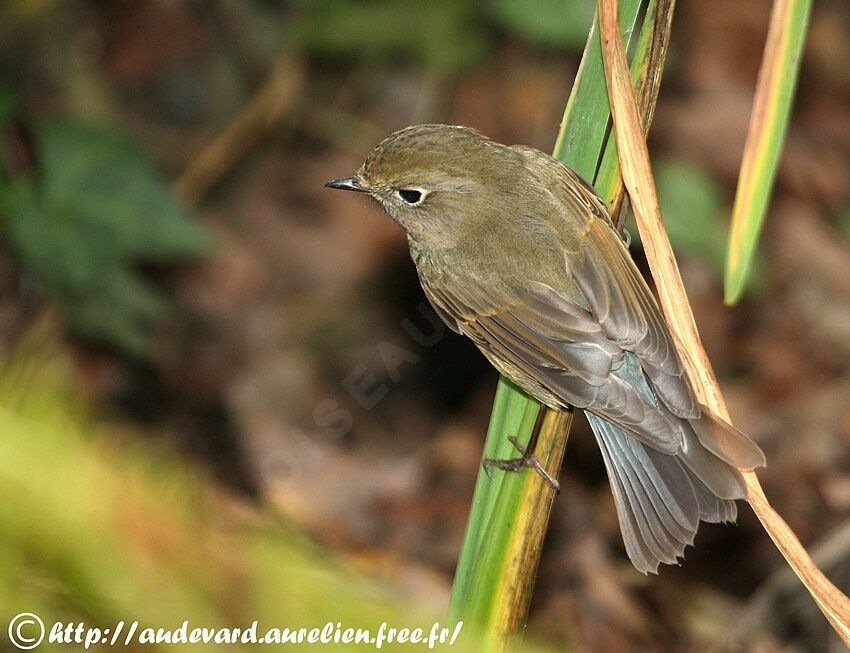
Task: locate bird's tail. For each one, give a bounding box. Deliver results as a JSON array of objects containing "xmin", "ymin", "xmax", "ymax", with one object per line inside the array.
[
  {"xmin": 689, "ymin": 408, "xmax": 765, "ymax": 472},
  {"xmin": 588, "ymin": 413, "xmax": 743, "ymax": 574},
  {"xmin": 588, "ymin": 353, "xmax": 764, "ymax": 574}
]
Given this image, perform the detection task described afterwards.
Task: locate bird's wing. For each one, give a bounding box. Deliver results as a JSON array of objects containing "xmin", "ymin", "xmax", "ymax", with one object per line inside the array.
[
  {"xmin": 514, "ymin": 145, "xmax": 697, "ymax": 418},
  {"xmin": 555, "ymin": 170, "xmax": 764, "ymax": 472},
  {"xmin": 563, "ymin": 183, "xmax": 699, "ymax": 419},
  {"xmin": 420, "ymin": 276, "xmax": 684, "ymax": 454},
  {"xmin": 536, "ymin": 159, "xmax": 762, "ymax": 468}
]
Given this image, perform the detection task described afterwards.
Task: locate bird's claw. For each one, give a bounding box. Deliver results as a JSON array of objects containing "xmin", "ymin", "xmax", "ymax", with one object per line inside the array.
[{"xmin": 481, "ymin": 436, "xmax": 561, "ymax": 493}]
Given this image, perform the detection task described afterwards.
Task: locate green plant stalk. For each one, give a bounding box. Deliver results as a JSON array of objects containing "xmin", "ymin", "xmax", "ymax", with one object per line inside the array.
[
  {"xmin": 724, "ymin": 0, "xmax": 812, "ymax": 304},
  {"xmin": 447, "ymin": 0, "xmax": 675, "ymax": 648}
]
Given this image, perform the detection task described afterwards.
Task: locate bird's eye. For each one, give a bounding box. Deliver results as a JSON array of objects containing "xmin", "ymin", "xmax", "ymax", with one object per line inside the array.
[{"xmin": 397, "ymin": 189, "xmax": 423, "ymax": 205}]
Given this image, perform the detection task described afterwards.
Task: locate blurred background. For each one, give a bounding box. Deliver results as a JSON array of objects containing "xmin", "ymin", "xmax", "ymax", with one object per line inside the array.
[{"xmin": 1, "ymin": 0, "xmax": 849, "ymax": 651}]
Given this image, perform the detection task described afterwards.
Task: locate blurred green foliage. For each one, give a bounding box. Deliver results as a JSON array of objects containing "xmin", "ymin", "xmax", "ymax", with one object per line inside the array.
[
  {"xmin": 0, "ymin": 116, "xmax": 212, "ymax": 356},
  {"xmin": 653, "ymin": 158, "xmax": 727, "ymax": 271},
  {"xmin": 0, "ymin": 89, "xmax": 15, "ymax": 127},
  {"xmin": 487, "ymin": 0, "xmax": 595, "ymax": 49},
  {"xmin": 0, "ymin": 340, "xmax": 518, "ymax": 651},
  {"xmin": 291, "ymin": 0, "xmax": 594, "ymax": 79},
  {"xmin": 834, "ymin": 205, "xmax": 850, "ymax": 241},
  {"xmin": 0, "ymin": 0, "xmax": 601, "ymax": 360},
  {"xmin": 622, "ymin": 158, "xmax": 764, "ymax": 293},
  {"xmin": 292, "ymin": 0, "xmax": 487, "ymax": 79}
]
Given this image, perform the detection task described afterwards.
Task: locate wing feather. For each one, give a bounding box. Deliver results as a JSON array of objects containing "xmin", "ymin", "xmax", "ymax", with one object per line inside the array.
[
  {"xmin": 572, "ymin": 217, "xmax": 698, "ymax": 419},
  {"xmin": 513, "ymin": 144, "xmax": 697, "ymax": 418},
  {"xmin": 421, "ymin": 277, "xmax": 683, "ymax": 453}
]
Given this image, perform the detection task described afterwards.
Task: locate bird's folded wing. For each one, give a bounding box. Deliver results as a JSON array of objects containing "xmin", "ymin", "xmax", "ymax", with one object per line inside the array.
[
  {"xmin": 550, "ymin": 168, "xmax": 765, "ymax": 473},
  {"xmin": 514, "ymin": 145, "xmax": 698, "ymax": 419},
  {"xmin": 569, "ymin": 200, "xmax": 699, "ymax": 420},
  {"xmin": 420, "ymin": 278, "xmax": 682, "ymax": 454}
]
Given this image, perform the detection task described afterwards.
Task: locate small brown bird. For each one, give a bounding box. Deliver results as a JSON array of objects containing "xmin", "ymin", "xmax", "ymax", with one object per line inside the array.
[{"xmin": 327, "ymin": 124, "xmax": 764, "ymax": 573}]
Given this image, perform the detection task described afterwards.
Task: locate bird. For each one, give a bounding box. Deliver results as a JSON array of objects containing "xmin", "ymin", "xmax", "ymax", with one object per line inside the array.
[{"xmin": 326, "ymin": 124, "xmax": 765, "ymax": 574}]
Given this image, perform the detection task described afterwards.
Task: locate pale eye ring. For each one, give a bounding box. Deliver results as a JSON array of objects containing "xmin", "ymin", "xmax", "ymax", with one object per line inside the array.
[{"xmin": 396, "ymin": 188, "xmax": 425, "ymax": 205}]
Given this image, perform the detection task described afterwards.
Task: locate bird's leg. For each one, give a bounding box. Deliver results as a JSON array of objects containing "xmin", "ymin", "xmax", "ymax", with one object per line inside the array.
[{"xmin": 482, "ymin": 406, "xmax": 560, "ymax": 493}]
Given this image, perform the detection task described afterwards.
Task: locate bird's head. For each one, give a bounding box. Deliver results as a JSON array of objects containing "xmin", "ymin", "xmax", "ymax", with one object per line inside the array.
[{"xmin": 326, "ymin": 124, "xmax": 524, "ymax": 249}]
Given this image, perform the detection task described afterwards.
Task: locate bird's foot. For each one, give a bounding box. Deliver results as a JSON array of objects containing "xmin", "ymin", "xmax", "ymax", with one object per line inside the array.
[{"xmin": 482, "ymin": 436, "xmax": 560, "ymax": 493}]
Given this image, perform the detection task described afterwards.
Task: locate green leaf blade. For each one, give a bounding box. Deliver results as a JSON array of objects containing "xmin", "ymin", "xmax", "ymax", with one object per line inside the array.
[{"xmin": 724, "ymin": 0, "xmax": 812, "ymax": 304}]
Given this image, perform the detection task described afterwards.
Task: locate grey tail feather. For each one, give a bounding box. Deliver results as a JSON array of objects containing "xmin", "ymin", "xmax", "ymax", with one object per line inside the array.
[
  {"xmin": 588, "ymin": 413, "xmax": 738, "ymax": 574},
  {"xmin": 690, "ymin": 407, "xmax": 766, "ymax": 470}
]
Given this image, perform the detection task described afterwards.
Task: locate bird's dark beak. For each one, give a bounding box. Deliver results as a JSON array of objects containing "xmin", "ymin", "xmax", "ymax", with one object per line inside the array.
[{"xmin": 325, "ymin": 175, "xmax": 367, "ymax": 193}]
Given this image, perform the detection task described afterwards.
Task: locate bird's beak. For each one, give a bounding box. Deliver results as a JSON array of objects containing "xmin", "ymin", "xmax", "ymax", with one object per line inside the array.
[{"xmin": 325, "ymin": 175, "xmax": 367, "ymax": 193}]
